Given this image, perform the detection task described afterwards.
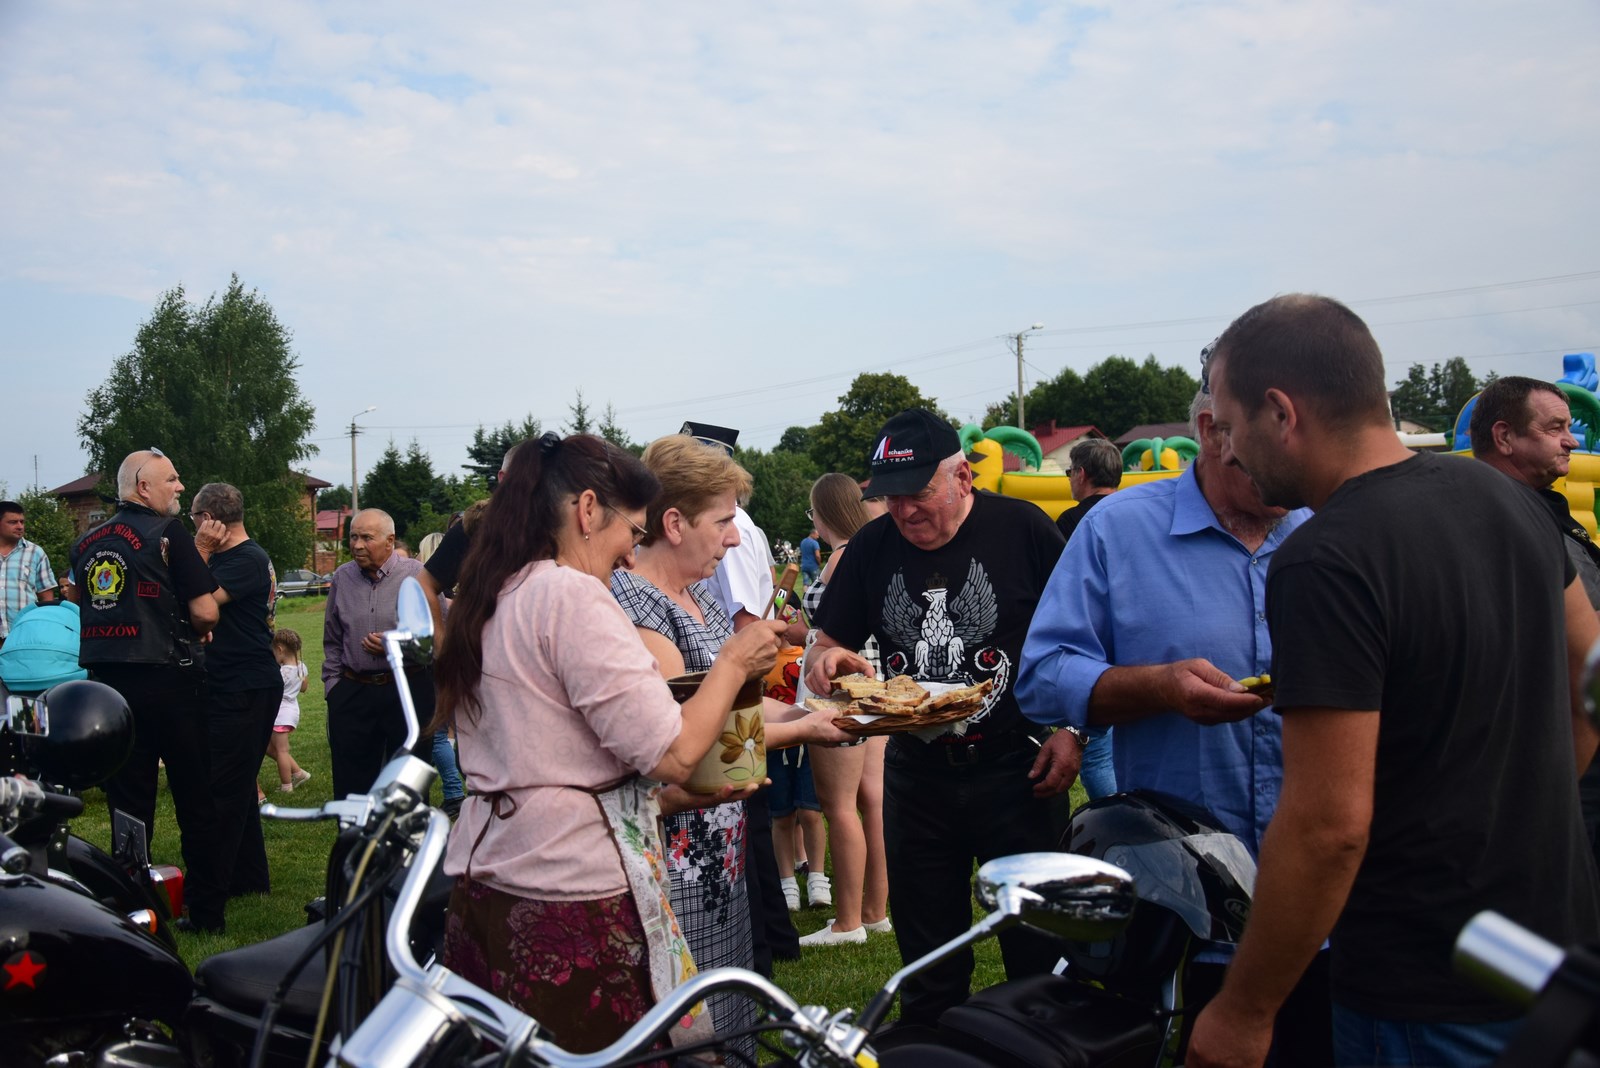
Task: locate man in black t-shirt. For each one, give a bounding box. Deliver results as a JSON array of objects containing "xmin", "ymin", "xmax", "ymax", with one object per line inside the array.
[
  {"xmin": 1054, "ymin": 436, "xmax": 1122, "ymax": 541},
  {"xmin": 192, "ymin": 482, "xmax": 283, "ymax": 898},
  {"xmin": 67, "ymin": 449, "xmax": 226, "ymax": 932},
  {"xmin": 804, "ymin": 408, "xmax": 1079, "ymax": 1027},
  {"xmin": 1189, "ymin": 295, "xmax": 1600, "ymax": 1068}
]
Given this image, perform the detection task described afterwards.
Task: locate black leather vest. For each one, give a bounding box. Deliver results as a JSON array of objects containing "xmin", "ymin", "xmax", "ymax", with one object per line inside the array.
[{"xmin": 74, "ymin": 504, "xmax": 201, "ymax": 669}]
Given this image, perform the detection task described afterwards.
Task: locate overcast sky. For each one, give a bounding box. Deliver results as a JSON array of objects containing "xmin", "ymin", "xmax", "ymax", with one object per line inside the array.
[{"xmin": 4, "ymin": 1, "xmax": 1598, "ymax": 496}]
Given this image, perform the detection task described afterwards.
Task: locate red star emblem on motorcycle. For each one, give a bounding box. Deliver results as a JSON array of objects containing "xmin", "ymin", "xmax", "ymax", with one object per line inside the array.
[{"xmin": 4, "ymin": 950, "xmax": 45, "ymax": 990}]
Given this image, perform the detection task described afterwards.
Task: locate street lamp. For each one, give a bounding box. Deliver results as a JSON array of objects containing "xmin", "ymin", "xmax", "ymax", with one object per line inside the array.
[
  {"xmin": 349, "ymin": 406, "xmax": 377, "ymax": 515},
  {"xmin": 1009, "ymin": 323, "xmax": 1044, "ymax": 430}
]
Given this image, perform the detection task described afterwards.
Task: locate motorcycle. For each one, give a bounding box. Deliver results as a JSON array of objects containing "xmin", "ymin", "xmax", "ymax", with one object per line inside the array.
[
  {"xmin": 0, "ymin": 677, "xmax": 185, "ymax": 952},
  {"xmin": 0, "ymin": 578, "xmax": 450, "ymax": 1068}
]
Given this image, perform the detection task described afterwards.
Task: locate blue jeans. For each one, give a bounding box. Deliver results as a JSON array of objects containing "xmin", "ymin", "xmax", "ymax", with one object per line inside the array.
[
  {"xmin": 431, "ymin": 729, "xmax": 465, "ymax": 802},
  {"xmin": 1079, "ymin": 726, "xmax": 1117, "ymax": 799},
  {"xmin": 1332, "ymin": 1003, "xmax": 1522, "ymax": 1067}
]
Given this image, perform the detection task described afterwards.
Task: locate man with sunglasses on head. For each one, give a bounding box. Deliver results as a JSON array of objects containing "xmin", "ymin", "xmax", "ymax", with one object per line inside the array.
[{"xmin": 66, "ymin": 448, "xmax": 227, "ymax": 933}]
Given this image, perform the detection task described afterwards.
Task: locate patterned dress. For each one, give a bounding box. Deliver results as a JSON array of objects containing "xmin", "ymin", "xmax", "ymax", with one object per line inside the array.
[{"xmin": 610, "ymin": 569, "xmax": 757, "ymax": 1058}]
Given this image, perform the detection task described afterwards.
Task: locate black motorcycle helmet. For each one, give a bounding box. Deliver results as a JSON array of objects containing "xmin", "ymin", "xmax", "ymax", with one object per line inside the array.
[
  {"xmin": 1056, "ymin": 790, "xmax": 1257, "ymax": 997},
  {"xmin": 20, "ymin": 680, "xmax": 134, "ymax": 790}
]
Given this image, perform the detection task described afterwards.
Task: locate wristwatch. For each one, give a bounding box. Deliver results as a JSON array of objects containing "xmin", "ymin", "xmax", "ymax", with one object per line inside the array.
[{"xmin": 1058, "ymin": 725, "xmax": 1086, "ymax": 747}]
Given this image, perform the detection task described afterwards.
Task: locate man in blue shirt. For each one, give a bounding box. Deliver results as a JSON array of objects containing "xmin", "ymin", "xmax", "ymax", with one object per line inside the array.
[
  {"xmin": 1016, "ymin": 389, "xmax": 1327, "ymax": 1062},
  {"xmin": 799, "ymin": 529, "xmax": 821, "ymax": 585}
]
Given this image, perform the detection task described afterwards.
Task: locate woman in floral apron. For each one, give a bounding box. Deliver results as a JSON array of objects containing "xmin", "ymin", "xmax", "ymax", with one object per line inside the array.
[{"xmin": 431, "ymin": 432, "xmax": 785, "ymax": 1055}]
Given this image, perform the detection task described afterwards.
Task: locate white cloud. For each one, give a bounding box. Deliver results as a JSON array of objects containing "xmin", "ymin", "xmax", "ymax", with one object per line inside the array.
[{"xmin": 3, "ymin": 0, "xmax": 1598, "ymax": 493}]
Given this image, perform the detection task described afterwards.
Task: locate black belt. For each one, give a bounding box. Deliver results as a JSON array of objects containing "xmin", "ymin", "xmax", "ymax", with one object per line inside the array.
[
  {"xmin": 342, "ymin": 668, "xmax": 410, "ymax": 686},
  {"xmin": 894, "ymin": 731, "xmax": 1038, "ymax": 767}
]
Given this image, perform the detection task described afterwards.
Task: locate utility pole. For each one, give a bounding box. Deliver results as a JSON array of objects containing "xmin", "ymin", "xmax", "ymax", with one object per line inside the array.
[
  {"xmin": 349, "ymin": 406, "xmax": 377, "ymax": 517},
  {"xmin": 1008, "ymin": 324, "xmax": 1044, "ymax": 430}
]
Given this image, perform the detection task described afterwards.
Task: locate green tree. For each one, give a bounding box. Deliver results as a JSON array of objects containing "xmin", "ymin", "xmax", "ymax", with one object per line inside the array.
[
  {"xmin": 807, "ymin": 373, "xmax": 947, "ymax": 481},
  {"xmin": 77, "ymin": 275, "xmax": 318, "ymax": 571},
  {"xmin": 1389, "ymin": 357, "xmax": 1482, "ymax": 432},
  {"xmin": 565, "ymin": 389, "xmax": 593, "ymax": 435},
  {"xmin": 317, "ymin": 484, "xmax": 352, "ymax": 512},
  {"xmin": 775, "ymin": 426, "xmax": 812, "ymax": 455},
  {"xmin": 1011, "ymin": 356, "xmax": 1198, "ymax": 438},
  {"xmin": 737, "ymin": 446, "xmax": 821, "ymax": 548},
  {"xmin": 598, "ymin": 403, "xmax": 636, "ymax": 452},
  {"xmin": 17, "ymin": 488, "xmax": 77, "ymax": 577},
  {"xmin": 360, "ymin": 439, "xmax": 440, "ymax": 539},
  {"xmin": 464, "ymin": 415, "xmax": 543, "ymax": 483}
]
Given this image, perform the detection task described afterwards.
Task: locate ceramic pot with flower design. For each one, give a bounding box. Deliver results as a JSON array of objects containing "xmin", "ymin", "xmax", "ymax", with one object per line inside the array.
[{"xmin": 667, "ymin": 671, "xmax": 767, "ymax": 793}]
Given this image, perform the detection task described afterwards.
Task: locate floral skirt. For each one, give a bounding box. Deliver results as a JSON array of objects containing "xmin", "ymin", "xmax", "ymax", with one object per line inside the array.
[{"xmin": 442, "ymin": 877, "xmax": 665, "ymax": 1056}]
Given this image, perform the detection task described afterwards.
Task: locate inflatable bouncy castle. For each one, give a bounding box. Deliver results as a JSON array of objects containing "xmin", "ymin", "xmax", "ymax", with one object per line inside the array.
[{"xmin": 966, "ymin": 352, "xmax": 1600, "ymax": 533}]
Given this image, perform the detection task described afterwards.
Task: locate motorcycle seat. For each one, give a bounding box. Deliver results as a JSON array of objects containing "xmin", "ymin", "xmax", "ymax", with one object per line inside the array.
[
  {"xmin": 937, "ymin": 974, "xmax": 1165, "ymax": 1068},
  {"xmin": 194, "ymin": 921, "xmax": 329, "ymax": 1023}
]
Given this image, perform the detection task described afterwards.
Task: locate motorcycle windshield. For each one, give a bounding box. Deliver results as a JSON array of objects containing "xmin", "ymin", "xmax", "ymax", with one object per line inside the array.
[{"xmin": 1098, "ymin": 832, "xmax": 1257, "ymax": 942}]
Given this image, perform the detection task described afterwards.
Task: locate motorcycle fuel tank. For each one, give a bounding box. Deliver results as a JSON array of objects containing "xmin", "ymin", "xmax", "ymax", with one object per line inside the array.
[{"xmin": 0, "ymin": 872, "xmax": 192, "ymax": 1028}]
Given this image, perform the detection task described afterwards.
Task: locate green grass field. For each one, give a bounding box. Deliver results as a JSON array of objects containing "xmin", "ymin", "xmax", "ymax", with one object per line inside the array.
[{"xmin": 69, "ymin": 596, "xmax": 1082, "ymax": 1030}]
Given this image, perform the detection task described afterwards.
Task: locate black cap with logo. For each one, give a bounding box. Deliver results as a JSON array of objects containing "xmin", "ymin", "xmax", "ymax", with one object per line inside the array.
[{"xmin": 865, "ymin": 409, "xmax": 961, "ymax": 497}]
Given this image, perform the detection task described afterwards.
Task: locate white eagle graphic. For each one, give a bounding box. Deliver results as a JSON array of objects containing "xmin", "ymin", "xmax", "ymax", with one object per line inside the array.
[{"xmin": 881, "ymin": 560, "xmax": 999, "ymax": 679}]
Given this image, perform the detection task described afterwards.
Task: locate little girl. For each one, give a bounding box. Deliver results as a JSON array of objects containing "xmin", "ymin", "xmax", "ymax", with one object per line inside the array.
[{"xmin": 270, "ymin": 628, "xmax": 313, "ymax": 793}]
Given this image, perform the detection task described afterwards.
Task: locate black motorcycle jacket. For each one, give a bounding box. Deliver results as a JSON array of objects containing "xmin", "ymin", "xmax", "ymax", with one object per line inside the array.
[{"xmin": 72, "ymin": 503, "xmax": 203, "ymax": 670}]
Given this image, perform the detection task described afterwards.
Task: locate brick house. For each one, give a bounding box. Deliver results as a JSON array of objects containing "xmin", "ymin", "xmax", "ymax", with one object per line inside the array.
[{"xmin": 46, "ymin": 471, "xmax": 331, "ymax": 569}]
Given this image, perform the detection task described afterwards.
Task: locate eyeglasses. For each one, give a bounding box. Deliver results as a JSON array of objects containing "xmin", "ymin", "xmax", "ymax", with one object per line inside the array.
[
  {"xmin": 134, "ymin": 447, "xmax": 167, "ymax": 485},
  {"xmin": 805, "ymin": 508, "xmax": 814, "ymax": 521},
  {"xmin": 188, "ymin": 509, "xmax": 211, "ymax": 525},
  {"xmin": 607, "ymin": 505, "xmax": 649, "ymax": 546}
]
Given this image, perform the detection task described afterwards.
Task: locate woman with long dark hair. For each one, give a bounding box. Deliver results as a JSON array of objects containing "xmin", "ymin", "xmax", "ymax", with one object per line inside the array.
[{"xmin": 432, "ymin": 432, "xmax": 783, "ymax": 1055}]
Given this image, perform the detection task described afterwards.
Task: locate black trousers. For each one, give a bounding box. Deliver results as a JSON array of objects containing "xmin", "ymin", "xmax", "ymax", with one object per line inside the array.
[
  {"xmin": 93, "ymin": 665, "xmax": 227, "ymax": 929},
  {"xmin": 208, "ymin": 686, "xmax": 279, "ymax": 896},
  {"xmin": 326, "ymin": 670, "xmax": 435, "ymax": 799},
  {"xmin": 882, "ymin": 739, "xmax": 1066, "ymax": 1027},
  {"xmin": 743, "ymin": 788, "xmax": 799, "ymax": 975}
]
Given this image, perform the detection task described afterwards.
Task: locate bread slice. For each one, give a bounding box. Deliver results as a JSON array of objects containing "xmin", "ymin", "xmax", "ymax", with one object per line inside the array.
[
  {"xmin": 833, "ymin": 673, "xmax": 886, "ymax": 699},
  {"xmin": 927, "ymin": 678, "xmax": 994, "ymax": 712}
]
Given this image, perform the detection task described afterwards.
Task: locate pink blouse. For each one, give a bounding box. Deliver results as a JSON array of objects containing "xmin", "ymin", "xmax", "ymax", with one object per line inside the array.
[{"xmin": 443, "ymin": 560, "xmax": 684, "ymax": 899}]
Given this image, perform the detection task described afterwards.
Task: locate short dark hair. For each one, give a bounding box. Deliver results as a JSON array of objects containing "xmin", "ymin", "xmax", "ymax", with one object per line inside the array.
[
  {"xmin": 1209, "ymin": 294, "xmax": 1390, "ymax": 430},
  {"xmin": 0, "ymin": 501, "xmax": 21, "ymax": 520},
  {"xmin": 1468, "ymin": 377, "xmax": 1567, "ymax": 457},
  {"xmin": 1068, "ymin": 439, "xmax": 1123, "ymax": 490},
  {"xmin": 191, "ymin": 483, "xmax": 243, "ymax": 524}
]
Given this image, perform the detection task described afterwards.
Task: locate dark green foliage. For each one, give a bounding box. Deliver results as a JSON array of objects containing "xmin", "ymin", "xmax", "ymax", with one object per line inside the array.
[
  {"xmin": 565, "ymin": 388, "xmax": 593, "ymax": 435},
  {"xmin": 807, "ymin": 373, "xmax": 947, "ymax": 481},
  {"xmin": 1389, "ymin": 358, "xmax": 1482, "ymax": 432},
  {"xmin": 316, "ymin": 484, "xmax": 352, "ymax": 511},
  {"xmin": 78, "ymin": 276, "xmax": 318, "ymax": 571},
  {"xmin": 775, "ymin": 426, "xmax": 812, "ymax": 454},
  {"xmin": 979, "ymin": 356, "xmax": 1198, "ymax": 437},
  {"xmin": 360, "ymin": 439, "xmax": 447, "ymax": 539},
  {"xmin": 737, "ymin": 446, "xmax": 821, "ymax": 547},
  {"xmin": 17, "ymin": 488, "xmax": 77, "ymax": 576},
  {"xmin": 463, "ymin": 414, "xmax": 543, "ymax": 483},
  {"xmin": 598, "ymin": 403, "xmax": 635, "ymax": 452}
]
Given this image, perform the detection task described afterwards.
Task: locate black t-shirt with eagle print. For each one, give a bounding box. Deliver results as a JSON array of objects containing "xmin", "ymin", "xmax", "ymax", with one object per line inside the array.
[{"xmin": 813, "ymin": 490, "xmax": 1065, "ymax": 745}]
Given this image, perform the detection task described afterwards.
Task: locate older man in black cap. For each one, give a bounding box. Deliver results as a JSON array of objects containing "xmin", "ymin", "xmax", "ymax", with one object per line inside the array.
[{"xmin": 803, "ymin": 408, "xmax": 1081, "ymax": 1027}]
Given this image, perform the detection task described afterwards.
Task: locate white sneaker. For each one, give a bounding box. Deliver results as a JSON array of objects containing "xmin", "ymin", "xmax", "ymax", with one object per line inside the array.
[
  {"xmin": 864, "ymin": 917, "xmax": 893, "ymax": 933},
  {"xmin": 780, "ymin": 877, "xmax": 800, "ymax": 911},
  {"xmin": 806, "ymin": 871, "xmax": 832, "ymax": 907},
  {"xmin": 798, "ymin": 922, "xmax": 866, "ymax": 947}
]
